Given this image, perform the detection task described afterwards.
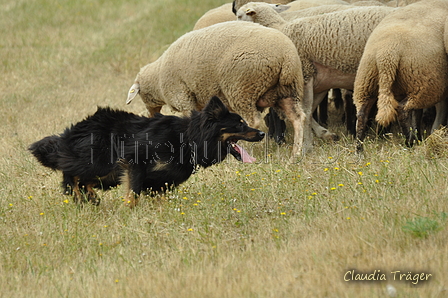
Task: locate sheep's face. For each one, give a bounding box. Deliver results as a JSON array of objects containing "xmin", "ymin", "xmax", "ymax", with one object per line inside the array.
[
  {"xmin": 236, "ymin": 3, "xmax": 290, "ymax": 22},
  {"xmin": 236, "ymin": 6, "xmax": 256, "ymax": 22}
]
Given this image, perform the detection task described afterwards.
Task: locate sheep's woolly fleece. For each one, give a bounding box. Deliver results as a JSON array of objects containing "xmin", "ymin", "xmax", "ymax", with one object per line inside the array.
[
  {"xmin": 127, "ymin": 21, "xmax": 310, "ymax": 156},
  {"xmin": 194, "ymin": 0, "xmax": 351, "ymax": 31},
  {"xmin": 237, "ymin": 2, "xmax": 394, "ymax": 142},
  {"xmin": 353, "ymin": 0, "xmax": 448, "ymax": 129},
  {"xmin": 237, "ymin": 2, "xmax": 394, "ymax": 85},
  {"xmin": 233, "ymin": 0, "xmax": 349, "ymax": 12},
  {"xmin": 193, "ymin": 3, "xmax": 235, "ymax": 30}
]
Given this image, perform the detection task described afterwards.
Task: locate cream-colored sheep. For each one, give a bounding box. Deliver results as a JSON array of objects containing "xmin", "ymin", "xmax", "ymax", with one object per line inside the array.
[
  {"xmin": 351, "ymin": 0, "xmax": 385, "ymax": 6},
  {"xmin": 234, "ymin": 0, "xmax": 349, "ymax": 13},
  {"xmin": 279, "ymin": 3, "xmax": 356, "ymax": 19},
  {"xmin": 233, "ymin": 0, "xmax": 290, "ymax": 13},
  {"xmin": 436, "ymin": 17, "xmax": 448, "ymax": 132},
  {"xmin": 195, "ymin": 2, "xmax": 359, "ymax": 144},
  {"xmin": 385, "ymin": 0, "xmax": 421, "ymax": 7},
  {"xmin": 193, "ymin": 0, "xmax": 350, "ymax": 30},
  {"xmin": 349, "ymin": 0, "xmax": 421, "ymax": 6},
  {"xmin": 354, "ymin": 0, "xmax": 448, "ymax": 147},
  {"xmin": 126, "ymin": 21, "xmax": 310, "ymax": 157},
  {"xmin": 237, "ymin": 2, "xmax": 394, "ymax": 140},
  {"xmin": 193, "ymin": 3, "xmax": 235, "ymax": 30}
]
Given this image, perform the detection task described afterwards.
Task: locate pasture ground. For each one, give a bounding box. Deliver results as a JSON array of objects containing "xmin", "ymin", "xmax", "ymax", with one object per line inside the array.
[{"xmin": 1, "ymin": 0, "xmax": 447, "ymax": 297}]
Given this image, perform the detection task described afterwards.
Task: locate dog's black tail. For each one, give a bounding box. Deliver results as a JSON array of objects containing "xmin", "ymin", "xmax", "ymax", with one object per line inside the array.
[{"xmin": 28, "ymin": 135, "xmax": 62, "ymax": 170}]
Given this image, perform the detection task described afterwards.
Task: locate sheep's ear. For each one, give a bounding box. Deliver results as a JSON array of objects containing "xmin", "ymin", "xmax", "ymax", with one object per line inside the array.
[
  {"xmin": 271, "ymin": 4, "xmax": 290, "ymax": 13},
  {"xmin": 126, "ymin": 83, "xmax": 140, "ymax": 104},
  {"xmin": 203, "ymin": 96, "xmax": 229, "ymax": 120},
  {"xmin": 245, "ymin": 7, "xmax": 256, "ymax": 16}
]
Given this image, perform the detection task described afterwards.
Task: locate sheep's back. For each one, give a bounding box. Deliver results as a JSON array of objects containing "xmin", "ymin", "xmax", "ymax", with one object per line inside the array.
[
  {"xmin": 158, "ymin": 22, "xmax": 301, "ymax": 105},
  {"xmin": 285, "ymin": 6, "xmax": 394, "ymax": 74},
  {"xmin": 193, "ymin": 3, "xmax": 235, "ymax": 30}
]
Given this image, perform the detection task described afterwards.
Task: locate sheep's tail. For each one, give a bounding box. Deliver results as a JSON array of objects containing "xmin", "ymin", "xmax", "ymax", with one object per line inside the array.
[
  {"xmin": 28, "ymin": 135, "xmax": 62, "ymax": 170},
  {"xmin": 375, "ymin": 50, "xmax": 400, "ymax": 127},
  {"xmin": 126, "ymin": 82, "xmax": 140, "ymax": 104}
]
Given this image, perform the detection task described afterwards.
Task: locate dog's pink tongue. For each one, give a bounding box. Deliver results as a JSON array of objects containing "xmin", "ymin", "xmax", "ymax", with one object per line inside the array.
[{"xmin": 234, "ymin": 144, "xmax": 256, "ymax": 163}]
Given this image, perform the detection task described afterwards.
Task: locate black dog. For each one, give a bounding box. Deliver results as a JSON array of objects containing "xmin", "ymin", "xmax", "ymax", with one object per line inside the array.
[{"xmin": 29, "ymin": 96, "xmax": 265, "ymax": 206}]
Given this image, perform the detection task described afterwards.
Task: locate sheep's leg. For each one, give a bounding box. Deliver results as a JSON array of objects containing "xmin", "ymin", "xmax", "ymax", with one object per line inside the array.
[
  {"xmin": 330, "ymin": 89, "xmax": 343, "ymax": 109},
  {"xmin": 273, "ymin": 111, "xmax": 286, "ymax": 144},
  {"xmin": 145, "ymin": 105, "xmax": 162, "ymax": 117},
  {"xmin": 312, "ymin": 91, "xmax": 339, "ymax": 141},
  {"xmin": 264, "ymin": 108, "xmax": 286, "ymax": 144},
  {"xmin": 432, "ymin": 99, "xmax": 448, "ymax": 132},
  {"xmin": 278, "ymin": 96, "xmax": 309, "ymax": 159},
  {"xmin": 279, "ymin": 79, "xmax": 313, "ymax": 158},
  {"xmin": 313, "ymin": 93, "xmax": 328, "ymax": 126},
  {"xmin": 311, "ymin": 118, "xmax": 338, "ymax": 142},
  {"xmin": 241, "ymin": 110, "xmax": 263, "ymax": 129},
  {"xmin": 312, "ymin": 91, "xmax": 327, "ymax": 114},
  {"xmin": 398, "ymin": 101, "xmax": 422, "ymax": 147},
  {"xmin": 302, "ymin": 80, "xmax": 315, "ymax": 152},
  {"xmin": 409, "ymin": 109, "xmax": 423, "ymax": 145},
  {"xmin": 355, "ymin": 97, "xmax": 377, "ymax": 152},
  {"xmin": 343, "ymin": 90, "xmax": 356, "ymax": 136},
  {"xmin": 163, "ymin": 92, "xmax": 197, "ymax": 116}
]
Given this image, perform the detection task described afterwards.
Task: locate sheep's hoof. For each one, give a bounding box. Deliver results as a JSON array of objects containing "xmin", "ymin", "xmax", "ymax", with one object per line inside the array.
[
  {"xmin": 274, "ymin": 135, "xmax": 286, "ymax": 145},
  {"xmin": 356, "ymin": 141, "xmax": 364, "ymax": 153},
  {"xmin": 323, "ymin": 131, "xmax": 339, "ymax": 142}
]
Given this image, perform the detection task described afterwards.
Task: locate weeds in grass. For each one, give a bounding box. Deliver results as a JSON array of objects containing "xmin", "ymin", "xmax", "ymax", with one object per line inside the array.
[
  {"xmin": 402, "ymin": 213, "xmax": 447, "ymax": 238},
  {"xmin": 402, "ymin": 217, "xmax": 441, "ymax": 238}
]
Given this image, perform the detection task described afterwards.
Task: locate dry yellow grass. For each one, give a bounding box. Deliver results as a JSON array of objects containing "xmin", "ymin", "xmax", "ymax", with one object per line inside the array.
[
  {"xmin": 423, "ymin": 127, "xmax": 448, "ymax": 159},
  {"xmin": 1, "ymin": 0, "xmax": 447, "ymax": 297}
]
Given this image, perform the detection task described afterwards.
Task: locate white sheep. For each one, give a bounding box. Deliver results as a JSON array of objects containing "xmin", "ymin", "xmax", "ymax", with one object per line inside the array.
[
  {"xmin": 353, "ymin": 0, "xmax": 448, "ymax": 148},
  {"xmin": 193, "ymin": 3, "xmax": 235, "ymax": 30},
  {"xmin": 237, "ymin": 2, "xmax": 394, "ymax": 140},
  {"xmin": 350, "ymin": 0, "xmax": 385, "ymax": 6},
  {"xmin": 126, "ymin": 21, "xmax": 310, "ymax": 157},
  {"xmin": 234, "ymin": 0, "xmax": 350, "ymax": 13},
  {"xmin": 194, "ymin": 2, "xmax": 358, "ymax": 145},
  {"xmin": 385, "ymin": 0, "xmax": 422, "ymax": 7},
  {"xmin": 432, "ymin": 16, "xmax": 448, "ymax": 132},
  {"xmin": 433, "ymin": 17, "xmax": 448, "ymax": 132},
  {"xmin": 193, "ymin": 0, "xmax": 350, "ymax": 30}
]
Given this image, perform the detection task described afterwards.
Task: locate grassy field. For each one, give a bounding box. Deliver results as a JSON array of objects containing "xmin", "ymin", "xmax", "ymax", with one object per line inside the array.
[{"xmin": 1, "ymin": 0, "xmax": 447, "ymax": 297}]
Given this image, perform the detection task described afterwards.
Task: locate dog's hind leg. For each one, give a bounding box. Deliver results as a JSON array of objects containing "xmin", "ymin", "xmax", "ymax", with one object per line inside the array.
[
  {"xmin": 62, "ymin": 173, "xmax": 74, "ymax": 195},
  {"xmin": 121, "ymin": 165, "xmax": 145, "ymax": 208},
  {"xmin": 86, "ymin": 182, "xmax": 100, "ymax": 206},
  {"xmin": 71, "ymin": 176, "xmax": 83, "ymax": 204}
]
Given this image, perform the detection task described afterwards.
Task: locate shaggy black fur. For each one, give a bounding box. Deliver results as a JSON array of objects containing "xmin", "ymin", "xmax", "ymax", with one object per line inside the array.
[{"xmin": 29, "ymin": 97, "xmax": 265, "ymax": 206}]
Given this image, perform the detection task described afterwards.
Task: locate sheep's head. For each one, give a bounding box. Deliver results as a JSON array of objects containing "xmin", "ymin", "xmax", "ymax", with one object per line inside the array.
[
  {"xmin": 126, "ymin": 83, "xmax": 140, "ymax": 104},
  {"xmin": 236, "ymin": 3, "xmax": 290, "ymax": 23}
]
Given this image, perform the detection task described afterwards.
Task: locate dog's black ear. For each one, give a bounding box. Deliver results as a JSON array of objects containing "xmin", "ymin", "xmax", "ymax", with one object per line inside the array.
[{"xmin": 203, "ymin": 96, "xmax": 229, "ymax": 120}]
